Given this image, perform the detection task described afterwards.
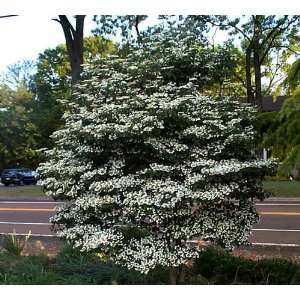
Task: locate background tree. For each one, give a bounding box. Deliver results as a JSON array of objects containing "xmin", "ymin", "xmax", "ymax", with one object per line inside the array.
[
  {"xmin": 0, "ymin": 59, "xmax": 36, "ymax": 89},
  {"xmin": 0, "ymin": 84, "xmax": 39, "ymax": 169},
  {"xmin": 93, "ymin": 15, "xmax": 148, "ymax": 44},
  {"xmin": 200, "ymin": 43, "xmax": 246, "ymax": 97},
  {"xmin": 275, "ymin": 55, "xmax": 300, "ymax": 99},
  {"xmin": 198, "ymin": 15, "xmax": 300, "ymax": 108},
  {"xmin": 0, "ymin": 35, "xmax": 115, "ymax": 169},
  {"xmin": 256, "ymin": 53, "xmax": 300, "ymax": 178},
  {"xmin": 31, "ymin": 36, "xmax": 115, "ymax": 149},
  {"xmin": 54, "ymin": 15, "xmax": 86, "ymax": 83},
  {"xmin": 285, "ymin": 58, "xmax": 300, "ymax": 92},
  {"xmin": 92, "ymin": 15, "xmax": 300, "ymax": 103}
]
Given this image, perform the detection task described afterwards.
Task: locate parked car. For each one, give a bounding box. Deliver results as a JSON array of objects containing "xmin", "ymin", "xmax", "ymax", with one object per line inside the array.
[
  {"xmin": 1, "ymin": 169, "xmax": 22, "ymax": 186},
  {"xmin": 17, "ymin": 168, "xmax": 38, "ymax": 185}
]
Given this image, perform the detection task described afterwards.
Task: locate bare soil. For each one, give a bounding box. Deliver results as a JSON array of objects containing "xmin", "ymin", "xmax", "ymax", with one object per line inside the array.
[{"xmin": 234, "ymin": 245, "xmax": 300, "ymax": 262}]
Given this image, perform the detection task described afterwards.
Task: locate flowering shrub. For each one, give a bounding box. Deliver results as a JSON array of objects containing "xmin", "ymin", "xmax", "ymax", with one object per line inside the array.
[{"xmin": 38, "ymin": 40, "xmax": 274, "ymax": 275}]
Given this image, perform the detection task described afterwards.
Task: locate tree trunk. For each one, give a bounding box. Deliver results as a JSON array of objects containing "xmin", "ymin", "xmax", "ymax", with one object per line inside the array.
[
  {"xmin": 169, "ymin": 268, "xmax": 177, "ymax": 285},
  {"xmin": 57, "ymin": 15, "xmax": 85, "ymax": 83},
  {"xmin": 178, "ymin": 265, "xmax": 187, "ymax": 284},
  {"xmin": 245, "ymin": 47, "xmax": 254, "ymax": 104},
  {"xmin": 169, "ymin": 266, "xmax": 188, "ymax": 284},
  {"xmin": 134, "ymin": 15, "xmax": 142, "ymax": 43},
  {"xmin": 253, "ymin": 48, "xmax": 263, "ymax": 111},
  {"xmin": 253, "ymin": 16, "xmax": 263, "ymax": 111}
]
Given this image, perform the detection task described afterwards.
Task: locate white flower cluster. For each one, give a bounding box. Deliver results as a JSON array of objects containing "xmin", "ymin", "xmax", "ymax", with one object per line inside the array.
[
  {"xmin": 58, "ymin": 225, "xmax": 123, "ymax": 252},
  {"xmin": 38, "ymin": 45, "xmax": 275, "ymax": 274},
  {"xmin": 114, "ymin": 236, "xmax": 199, "ymax": 274}
]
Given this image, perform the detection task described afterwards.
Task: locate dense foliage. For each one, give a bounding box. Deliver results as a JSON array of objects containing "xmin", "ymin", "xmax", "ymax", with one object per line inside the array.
[
  {"xmin": 257, "ymin": 97, "xmax": 300, "ymax": 178},
  {"xmin": 1, "ymin": 243, "xmax": 300, "ymax": 284},
  {"xmin": 38, "ymin": 35, "xmax": 274, "ymax": 276},
  {"xmin": 0, "ymin": 85, "xmax": 39, "ymax": 169},
  {"xmin": 0, "ymin": 36, "xmax": 115, "ymax": 170},
  {"xmin": 31, "ymin": 36, "xmax": 116, "ymax": 149}
]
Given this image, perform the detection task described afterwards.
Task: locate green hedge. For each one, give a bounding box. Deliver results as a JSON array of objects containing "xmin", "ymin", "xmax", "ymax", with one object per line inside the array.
[
  {"xmin": 192, "ymin": 247, "xmax": 300, "ymax": 284},
  {"xmin": 1, "ymin": 245, "xmax": 300, "ymax": 284}
]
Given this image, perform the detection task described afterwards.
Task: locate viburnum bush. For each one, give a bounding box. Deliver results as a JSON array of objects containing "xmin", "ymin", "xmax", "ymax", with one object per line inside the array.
[{"xmin": 38, "ymin": 36, "xmax": 275, "ymax": 278}]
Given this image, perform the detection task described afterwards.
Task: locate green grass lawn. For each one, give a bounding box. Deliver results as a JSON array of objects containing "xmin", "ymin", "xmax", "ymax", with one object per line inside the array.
[
  {"xmin": 263, "ymin": 180, "xmax": 300, "ymax": 197},
  {"xmin": 0, "ymin": 185, "xmax": 47, "ymax": 198}
]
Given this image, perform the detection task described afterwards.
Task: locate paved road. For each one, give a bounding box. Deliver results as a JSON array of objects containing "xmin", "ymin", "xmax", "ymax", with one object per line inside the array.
[
  {"xmin": 252, "ymin": 199, "xmax": 300, "ymax": 246},
  {"xmin": 1, "ymin": 197, "xmax": 300, "ymax": 246},
  {"xmin": 0, "ymin": 199, "xmax": 60, "ymax": 237}
]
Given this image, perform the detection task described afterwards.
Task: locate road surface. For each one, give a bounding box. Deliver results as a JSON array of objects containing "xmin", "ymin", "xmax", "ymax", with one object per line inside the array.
[
  {"xmin": 1, "ymin": 197, "xmax": 300, "ymax": 246},
  {"xmin": 252, "ymin": 198, "xmax": 300, "ymax": 246},
  {"xmin": 0, "ymin": 198, "xmax": 59, "ymax": 237}
]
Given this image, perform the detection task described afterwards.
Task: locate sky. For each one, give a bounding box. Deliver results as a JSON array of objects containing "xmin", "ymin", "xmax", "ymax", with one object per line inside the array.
[{"xmin": 0, "ymin": 15, "xmax": 96, "ymax": 72}]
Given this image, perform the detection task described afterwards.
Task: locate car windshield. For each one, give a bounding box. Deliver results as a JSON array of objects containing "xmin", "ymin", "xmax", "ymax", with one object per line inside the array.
[
  {"xmin": 2, "ymin": 169, "xmax": 17, "ymax": 175},
  {"xmin": 18, "ymin": 169, "xmax": 30, "ymax": 173}
]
